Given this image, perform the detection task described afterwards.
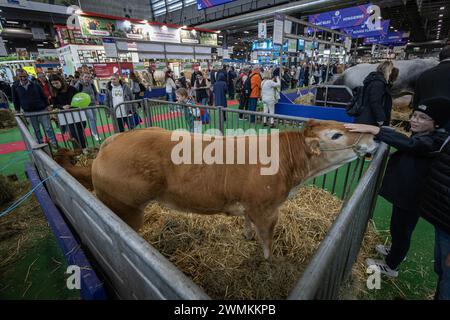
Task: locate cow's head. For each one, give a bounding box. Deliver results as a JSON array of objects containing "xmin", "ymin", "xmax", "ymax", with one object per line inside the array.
[
  {"xmin": 303, "ymin": 120, "xmax": 378, "ymax": 177},
  {"xmin": 54, "ymin": 148, "xmax": 79, "ymax": 166}
]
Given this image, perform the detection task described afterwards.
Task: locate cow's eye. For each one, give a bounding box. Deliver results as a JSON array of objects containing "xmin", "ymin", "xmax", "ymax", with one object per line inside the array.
[{"xmin": 331, "ymin": 133, "xmax": 343, "ymax": 140}]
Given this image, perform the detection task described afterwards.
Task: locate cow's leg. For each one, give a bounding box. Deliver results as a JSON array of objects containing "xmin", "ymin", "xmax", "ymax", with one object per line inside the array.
[
  {"xmin": 244, "ymin": 215, "xmax": 253, "ymax": 240},
  {"xmin": 247, "ymin": 209, "xmax": 279, "ymax": 259},
  {"xmin": 96, "ymin": 191, "xmax": 144, "ymax": 231}
]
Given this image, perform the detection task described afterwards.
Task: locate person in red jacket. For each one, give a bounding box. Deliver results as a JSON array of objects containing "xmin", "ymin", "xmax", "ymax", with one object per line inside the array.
[{"xmin": 37, "ymin": 72, "xmax": 52, "ymax": 105}]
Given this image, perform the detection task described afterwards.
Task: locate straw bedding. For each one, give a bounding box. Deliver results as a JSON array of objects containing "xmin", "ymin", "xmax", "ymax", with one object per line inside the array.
[
  {"xmin": 71, "ymin": 149, "xmax": 381, "ymax": 299},
  {"xmin": 139, "ymin": 186, "xmax": 380, "ymax": 299}
]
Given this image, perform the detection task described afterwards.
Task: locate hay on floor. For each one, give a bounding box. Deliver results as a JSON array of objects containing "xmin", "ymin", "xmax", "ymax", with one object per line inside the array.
[
  {"xmin": 293, "ymin": 92, "xmax": 315, "ymax": 106},
  {"xmin": 0, "ymin": 174, "xmax": 15, "ymax": 206},
  {"xmin": 140, "ymin": 186, "xmax": 381, "ymax": 299},
  {"xmin": 0, "ymin": 109, "xmax": 16, "ymax": 129}
]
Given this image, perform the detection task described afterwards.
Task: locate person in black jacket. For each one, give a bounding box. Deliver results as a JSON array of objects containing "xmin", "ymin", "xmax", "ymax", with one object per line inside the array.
[
  {"xmin": 49, "ymin": 74, "xmax": 87, "ymax": 150},
  {"xmin": 355, "ymin": 61, "xmax": 396, "ymax": 127},
  {"xmin": 413, "ymin": 46, "xmax": 450, "ymax": 131},
  {"xmin": 419, "ymin": 127, "xmax": 450, "ymax": 300},
  {"xmin": 12, "ymin": 69, "xmax": 57, "ymax": 146},
  {"xmin": 345, "ymin": 96, "xmax": 450, "ymax": 278}
]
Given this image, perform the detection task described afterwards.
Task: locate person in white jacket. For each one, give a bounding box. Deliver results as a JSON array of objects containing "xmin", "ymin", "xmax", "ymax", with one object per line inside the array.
[{"xmin": 261, "ymin": 71, "xmax": 281, "ymax": 127}]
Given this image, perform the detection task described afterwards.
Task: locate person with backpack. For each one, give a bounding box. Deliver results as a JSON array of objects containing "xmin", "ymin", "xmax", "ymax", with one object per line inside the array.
[
  {"xmin": 419, "ymin": 125, "xmax": 450, "ymax": 300},
  {"xmin": 74, "ymin": 72, "xmax": 100, "ymax": 141},
  {"xmin": 345, "ymin": 97, "xmax": 450, "ymax": 278},
  {"xmin": 245, "ymin": 66, "xmax": 262, "ymax": 123},
  {"xmin": 351, "ymin": 61, "xmax": 396, "ymax": 127}
]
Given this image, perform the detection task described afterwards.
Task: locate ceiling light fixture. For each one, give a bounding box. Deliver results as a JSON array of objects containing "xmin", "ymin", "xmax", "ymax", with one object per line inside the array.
[{"xmin": 440, "ymin": 6, "xmax": 445, "ymax": 10}]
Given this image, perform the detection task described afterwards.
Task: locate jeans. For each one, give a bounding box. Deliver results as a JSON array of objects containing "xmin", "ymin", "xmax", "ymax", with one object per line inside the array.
[
  {"xmin": 117, "ymin": 116, "xmax": 136, "ymax": 133},
  {"xmin": 167, "ymin": 92, "xmax": 175, "ymax": 112},
  {"xmin": 298, "ymin": 78, "xmax": 305, "ymax": 87},
  {"xmin": 183, "ymin": 109, "xmax": 195, "ymax": 132},
  {"xmin": 239, "ymin": 96, "xmax": 248, "ymax": 119},
  {"xmin": 85, "ymin": 108, "xmax": 98, "ymax": 136},
  {"xmin": 63, "ymin": 122, "xmax": 86, "ymax": 149},
  {"xmin": 247, "ymin": 98, "xmax": 258, "ymax": 123},
  {"xmin": 385, "ymin": 206, "xmax": 420, "ymax": 270},
  {"xmin": 228, "ymin": 86, "xmax": 235, "ymax": 100},
  {"xmin": 434, "ymin": 227, "xmax": 450, "ymax": 300},
  {"xmin": 25, "ymin": 112, "xmax": 57, "ymax": 145}
]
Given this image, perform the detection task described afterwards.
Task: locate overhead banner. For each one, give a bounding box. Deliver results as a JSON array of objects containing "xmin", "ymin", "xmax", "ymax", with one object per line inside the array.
[
  {"xmin": 343, "ymin": 20, "xmax": 390, "ymax": 39},
  {"xmin": 115, "ymin": 21, "xmax": 150, "ymax": 40},
  {"xmin": 197, "ymin": 0, "xmax": 234, "ymax": 10},
  {"xmin": 258, "ymin": 21, "xmax": 267, "ymax": 39},
  {"xmin": 308, "ymin": 4, "xmax": 381, "ymax": 30},
  {"xmin": 199, "ymin": 32, "xmax": 218, "ymax": 46},
  {"xmin": 79, "ymin": 16, "xmax": 116, "ymax": 37},
  {"xmin": 147, "ymin": 25, "xmax": 180, "ymax": 43},
  {"xmin": 273, "ymin": 13, "xmax": 284, "ymax": 45},
  {"xmin": 363, "ymin": 31, "xmax": 410, "ymax": 45},
  {"xmin": 180, "ymin": 29, "xmax": 200, "ymax": 44}
]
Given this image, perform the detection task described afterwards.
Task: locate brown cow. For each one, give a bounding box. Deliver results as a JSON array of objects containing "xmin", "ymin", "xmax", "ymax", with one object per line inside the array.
[
  {"xmin": 92, "ymin": 121, "xmax": 378, "ymax": 258},
  {"xmin": 54, "ymin": 148, "xmax": 94, "ymax": 191}
]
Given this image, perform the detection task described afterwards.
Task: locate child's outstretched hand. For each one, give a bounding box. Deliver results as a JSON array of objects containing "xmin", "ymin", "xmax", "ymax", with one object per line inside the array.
[{"xmin": 344, "ymin": 123, "xmax": 380, "ymax": 135}]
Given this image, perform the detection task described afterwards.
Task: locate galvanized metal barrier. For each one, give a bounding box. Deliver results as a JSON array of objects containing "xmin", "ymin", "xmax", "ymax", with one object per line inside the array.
[
  {"xmin": 16, "ymin": 115, "xmax": 209, "ymax": 300},
  {"xmin": 18, "ymin": 106, "xmax": 114, "ymax": 155},
  {"xmin": 17, "ymin": 99, "xmax": 389, "ymax": 299}
]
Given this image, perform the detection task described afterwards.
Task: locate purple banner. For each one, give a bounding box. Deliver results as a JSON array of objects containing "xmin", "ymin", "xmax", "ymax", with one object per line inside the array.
[
  {"xmin": 364, "ymin": 31, "xmax": 409, "ymax": 45},
  {"xmin": 308, "ymin": 4, "xmax": 374, "ymax": 30},
  {"xmin": 343, "ymin": 20, "xmax": 390, "ymax": 39},
  {"xmin": 197, "ymin": 0, "xmax": 235, "ymax": 10}
]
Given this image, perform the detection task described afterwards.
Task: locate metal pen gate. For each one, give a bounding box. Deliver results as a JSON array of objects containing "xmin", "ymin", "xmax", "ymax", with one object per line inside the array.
[{"xmin": 16, "ymin": 99, "xmax": 389, "ymax": 299}]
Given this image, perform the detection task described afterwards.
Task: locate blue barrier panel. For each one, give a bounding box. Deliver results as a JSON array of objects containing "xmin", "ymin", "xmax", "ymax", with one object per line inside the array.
[
  {"xmin": 25, "ymin": 163, "xmax": 108, "ymax": 300},
  {"xmin": 144, "ymin": 88, "xmax": 166, "ymax": 99},
  {"xmin": 275, "ymin": 102, "xmax": 354, "ymax": 123}
]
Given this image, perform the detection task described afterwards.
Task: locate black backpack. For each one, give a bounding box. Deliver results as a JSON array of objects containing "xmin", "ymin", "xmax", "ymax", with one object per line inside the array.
[
  {"xmin": 346, "ymin": 85, "xmax": 365, "ymax": 117},
  {"xmin": 243, "ymin": 74, "xmax": 258, "ymax": 98}
]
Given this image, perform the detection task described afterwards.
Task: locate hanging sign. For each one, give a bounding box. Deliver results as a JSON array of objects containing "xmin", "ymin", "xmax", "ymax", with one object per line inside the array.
[
  {"xmin": 273, "ymin": 13, "xmax": 284, "ymax": 45},
  {"xmin": 180, "ymin": 29, "xmax": 200, "ymax": 44},
  {"xmin": 343, "ymin": 20, "xmax": 390, "ymax": 39},
  {"xmin": 258, "ymin": 21, "xmax": 267, "ymax": 39},
  {"xmin": 308, "ymin": 4, "xmax": 381, "ymax": 30}
]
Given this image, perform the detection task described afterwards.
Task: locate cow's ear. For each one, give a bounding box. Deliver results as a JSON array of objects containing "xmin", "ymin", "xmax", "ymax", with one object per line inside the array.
[
  {"xmin": 305, "ymin": 137, "xmax": 321, "ymax": 156},
  {"xmin": 306, "ymin": 119, "xmax": 319, "ymax": 128}
]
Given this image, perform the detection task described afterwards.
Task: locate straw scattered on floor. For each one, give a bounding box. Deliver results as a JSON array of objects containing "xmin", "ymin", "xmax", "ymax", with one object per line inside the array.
[{"xmin": 140, "ymin": 186, "xmax": 382, "ymax": 299}]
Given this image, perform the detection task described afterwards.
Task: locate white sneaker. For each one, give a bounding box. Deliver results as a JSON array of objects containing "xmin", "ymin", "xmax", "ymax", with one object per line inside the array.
[
  {"xmin": 92, "ymin": 134, "xmax": 100, "ymax": 141},
  {"xmin": 375, "ymin": 244, "xmax": 407, "ymax": 261},
  {"xmin": 366, "ymin": 258, "xmax": 399, "ymax": 278},
  {"xmin": 375, "ymin": 244, "xmax": 391, "ymax": 256},
  {"xmin": 82, "ymin": 149, "xmax": 89, "ymax": 155}
]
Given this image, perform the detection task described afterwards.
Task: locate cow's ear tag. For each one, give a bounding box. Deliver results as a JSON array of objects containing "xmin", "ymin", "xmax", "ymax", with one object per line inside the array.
[{"xmin": 305, "ymin": 137, "xmax": 321, "ymax": 156}]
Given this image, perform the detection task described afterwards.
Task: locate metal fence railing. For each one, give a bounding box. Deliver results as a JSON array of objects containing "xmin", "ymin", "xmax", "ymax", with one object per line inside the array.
[{"xmin": 17, "ymin": 98, "xmax": 389, "ymax": 299}]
